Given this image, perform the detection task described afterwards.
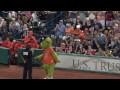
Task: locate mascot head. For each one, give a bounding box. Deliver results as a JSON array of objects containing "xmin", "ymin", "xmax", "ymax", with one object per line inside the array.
[{"xmin": 41, "ymin": 37, "xmax": 52, "ymax": 49}]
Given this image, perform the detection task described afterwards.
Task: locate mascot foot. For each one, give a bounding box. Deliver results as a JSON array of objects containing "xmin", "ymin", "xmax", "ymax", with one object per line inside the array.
[
  {"xmin": 50, "ymin": 76, "xmax": 53, "ymax": 79},
  {"xmin": 44, "ymin": 77, "xmax": 53, "ymax": 79},
  {"xmin": 44, "ymin": 77, "xmax": 48, "ymax": 79}
]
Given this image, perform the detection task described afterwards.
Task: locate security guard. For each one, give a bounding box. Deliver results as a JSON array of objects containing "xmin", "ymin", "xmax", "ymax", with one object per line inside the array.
[{"xmin": 21, "ymin": 44, "xmax": 33, "ymax": 79}]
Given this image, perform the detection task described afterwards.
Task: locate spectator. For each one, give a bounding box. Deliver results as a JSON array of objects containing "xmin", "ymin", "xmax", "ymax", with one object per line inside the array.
[
  {"xmin": 66, "ymin": 41, "xmax": 73, "ymax": 53},
  {"xmin": 8, "ymin": 11, "xmax": 16, "ymax": 18},
  {"xmin": 105, "ymin": 11, "xmax": 114, "ymax": 27},
  {"xmin": 74, "ymin": 25, "xmax": 86, "ymax": 42},
  {"xmin": 87, "ymin": 45, "xmax": 96, "ymax": 55},
  {"xmin": 84, "ymin": 29, "xmax": 91, "ymax": 42},
  {"xmin": 95, "ymin": 29, "xmax": 107, "ymax": 51},
  {"xmin": 1, "ymin": 21, "xmax": 7, "ymax": 31},
  {"xmin": 23, "ymin": 30, "xmax": 38, "ymax": 49},
  {"xmin": 54, "ymin": 20, "xmax": 66, "ymax": 36},
  {"xmin": 113, "ymin": 23, "xmax": 120, "ymax": 39},
  {"xmin": 0, "ymin": 35, "xmax": 2, "ymax": 44},
  {"xmin": 73, "ymin": 39, "xmax": 80, "ymax": 53},
  {"xmin": 74, "ymin": 15, "xmax": 84, "ymax": 30},
  {"xmin": 31, "ymin": 11, "xmax": 39, "ymax": 23},
  {"xmin": 0, "ymin": 17, "xmax": 4, "ymax": 29},
  {"xmin": 115, "ymin": 38, "xmax": 120, "ymax": 48},
  {"xmin": 77, "ymin": 43, "xmax": 85, "ymax": 54},
  {"xmin": 25, "ymin": 11, "xmax": 31, "ymax": 19},
  {"xmin": 104, "ymin": 30, "xmax": 110, "ymax": 45},
  {"xmin": 65, "ymin": 23, "xmax": 74, "ymax": 36},
  {"xmin": 113, "ymin": 47, "xmax": 120, "ymax": 58},
  {"xmin": 1, "ymin": 37, "xmax": 12, "ymax": 48},
  {"xmin": 9, "ymin": 18, "xmax": 20, "ymax": 36},
  {"xmin": 98, "ymin": 14, "xmax": 105, "ymax": 28},
  {"xmin": 59, "ymin": 41, "xmax": 66, "ymax": 53},
  {"xmin": 92, "ymin": 18, "xmax": 103, "ymax": 30},
  {"xmin": 89, "ymin": 12, "xmax": 95, "ymax": 25},
  {"xmin": 109, "ymin": 26, "xmax": 115, "ymax": 38},
  {"xmin": 69, "ymin": 11, "xmax": 77, "ymax": 22},
  {"xmin": 115, "ymin": 11, "xmax": 120, "ymax": 21},
  {"xmin": 23, "ymin": 24, "xmax": 28, "ymax": 37},
  {"xmin": 64, "ymin": 17, "xmax": 74, "ymax": 26},
  {"xmin": 78, "ymin": 11, "xmax": 86, "ymax": 22}
]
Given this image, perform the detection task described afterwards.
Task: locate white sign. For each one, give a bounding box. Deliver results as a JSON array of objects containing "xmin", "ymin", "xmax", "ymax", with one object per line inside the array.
[
  {"xmin": 23, "ymin": 52, "xmax": 28, "ymax": 55},
  {"xmin": 55, "ymin": 55, "xmax": 120, "ymax": 74}
]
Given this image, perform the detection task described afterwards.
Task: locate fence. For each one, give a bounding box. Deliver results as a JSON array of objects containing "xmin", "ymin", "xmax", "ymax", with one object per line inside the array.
[
  {"xmin": 56, "ymin": 52, "xmax": 120, "ymax": 75},
  {"xmin": 1, "ymin": 47, "xmax": 120, "ymax": 75},
  {"xmin": 0, "ymin": 47, "xmax": 10, "ymax": 65}
]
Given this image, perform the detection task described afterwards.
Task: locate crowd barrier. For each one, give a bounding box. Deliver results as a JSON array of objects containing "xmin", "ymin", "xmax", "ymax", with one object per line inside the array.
[
  {"xmin": 56, "ymin": 52, "xmax": 120, "ymax": 75},
  {"xmin": 0, "ymin": 47, "xmax": 10, "ymax": 65},
  {"xmin": 0, "ymin": 47, "xmax": 120, "ymax": 75}
]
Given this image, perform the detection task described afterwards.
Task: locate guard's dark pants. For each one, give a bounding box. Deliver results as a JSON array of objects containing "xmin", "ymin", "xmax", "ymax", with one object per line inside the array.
[{"xmin": 23, "ymin": 63, "xmax": 32, "ymax": 79}]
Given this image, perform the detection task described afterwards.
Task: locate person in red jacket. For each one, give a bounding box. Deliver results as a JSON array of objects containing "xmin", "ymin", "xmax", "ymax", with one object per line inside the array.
[
  {"xmin": 74, "ymin": 25, "xmax": 86, "ymax": 42},
  {"xmin": 10, "ymin": 41, "xmax": 25, "ymax": 64},
  {"xmin": 23, "ymin": 30, "xmax": 38, "ymax": 48},
  {"xmin": 23, "ymin": 30, "xmax": 35, "ymax": 43},
  {"xmin": 1, "ymin": 38, "xmax": 12, "ymax": 48},
  {"xmin": 10, "ymin": 39, "xmax": 17, "ymax": 64},
  {"xmin": 1, "ymin": 41, "xmax": 7, "ymax": 47},
  {"xmin": 34, "ymin": 43, "xmax": 39, "ymax": 49},
  {"xmin": 14, "ymin": 41, "xmax": 25, "ymax": 54}
]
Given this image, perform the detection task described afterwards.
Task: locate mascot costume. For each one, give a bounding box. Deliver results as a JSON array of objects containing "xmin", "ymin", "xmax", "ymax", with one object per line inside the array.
[{"xmin": 34, "ymin": 37, "xmax": 60, "ymax": 79}]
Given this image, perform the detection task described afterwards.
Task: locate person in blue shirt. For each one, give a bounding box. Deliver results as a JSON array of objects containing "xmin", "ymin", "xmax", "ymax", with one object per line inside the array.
[
  {"xmin": 54, "ymin": 20, "xmax": 66, "ymax": 47},
  {"xmin": 54, "ymin": 20, "xmax": 66, "ymax": 37}
]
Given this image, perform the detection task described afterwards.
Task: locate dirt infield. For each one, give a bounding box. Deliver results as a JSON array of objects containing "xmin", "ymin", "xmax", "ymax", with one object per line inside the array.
[{"xmin": 0, "ymin": 65, "xmax": 120, "ymax": 79}]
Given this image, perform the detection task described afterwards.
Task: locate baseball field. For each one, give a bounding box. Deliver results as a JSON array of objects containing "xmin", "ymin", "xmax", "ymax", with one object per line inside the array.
[{"xmin": 0, "ymin": 65, "xmax": 120, "ymax": 79}]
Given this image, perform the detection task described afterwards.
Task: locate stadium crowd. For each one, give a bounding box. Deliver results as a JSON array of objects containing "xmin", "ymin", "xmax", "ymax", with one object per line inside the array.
[
  {"xmin": 53, "ymin": 11, "xmax": 120, "ymax": 58},
  {"xmin": 0, "ymin": 11, "xmax": 120, "ymax": 64}
]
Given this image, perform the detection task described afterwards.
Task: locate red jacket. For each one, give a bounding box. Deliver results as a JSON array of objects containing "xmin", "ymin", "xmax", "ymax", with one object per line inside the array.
[
  {"xmin": 74, "ymin": 29, "xmax": 86, "ymax": 41},
  {"xmin": 14, "ymin": 42, "xmax": 25, "ymax": 53},
  {"xmin": 23, "ymin": 35, "xmax": 38, "ymax": 48},
  {"xmin": 1, "ymin": 41, "xmax": 12, "ymax": 48},
  {"xmin": 23, "ymin": 36, "xmax": 37, "ymax": 43}
]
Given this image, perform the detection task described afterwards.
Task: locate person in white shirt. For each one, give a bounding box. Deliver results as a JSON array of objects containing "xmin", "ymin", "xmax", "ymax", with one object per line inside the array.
[
  {"xmin": 89, "ymin": 12, "xmax": 95, "ymax": 25},
  {"xmin": 23, "ymin": 24, "xmax": 28, "ymax": 37},
  {"xmin": 89, "ymin": 12, "xmax": 95, "ymax": 20},
  {"xmin": 15, "ymin": 21, "xmax": 20, "ymax": 31},
  {"xmin": 0, "ymin": 17, "xmax": 4, "ymax": 28},
  {"xmin": 9, "ymin": 18, "xmax": 20, "ymax": 35},
  {"xmin": 31, "ymin": 11, "xmax": 39, "ymax": 23},
  {"xmin": 8, "ymin": 11, "xmax": 16, "ymax": 18}
]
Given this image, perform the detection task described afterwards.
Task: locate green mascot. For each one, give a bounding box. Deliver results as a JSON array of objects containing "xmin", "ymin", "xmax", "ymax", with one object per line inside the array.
[{"xmin": 34, "ymin": 37, "xmax": 60, "ymax": 79}]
